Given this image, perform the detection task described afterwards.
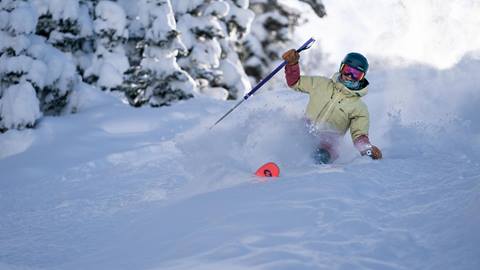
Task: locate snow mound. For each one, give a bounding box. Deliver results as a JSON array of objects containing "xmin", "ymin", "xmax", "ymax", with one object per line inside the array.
[{"xmin": 0, "ymin": 129, "xmax": 35, "ymax": 159}]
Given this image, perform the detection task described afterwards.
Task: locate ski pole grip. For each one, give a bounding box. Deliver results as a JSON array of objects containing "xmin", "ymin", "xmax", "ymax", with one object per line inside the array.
[
  {"xmin": 296, "ymin": 37, "xmax": 316, "ymax": 53},
  {"xmin": 243, "ymin": 38, "xmax": 315, "ymax": 100}
]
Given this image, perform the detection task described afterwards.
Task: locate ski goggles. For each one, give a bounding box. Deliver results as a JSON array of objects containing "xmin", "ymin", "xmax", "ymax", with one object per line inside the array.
[{"xmin": 340, "ymin": 64, "xmax": 365, "ymax": 81}]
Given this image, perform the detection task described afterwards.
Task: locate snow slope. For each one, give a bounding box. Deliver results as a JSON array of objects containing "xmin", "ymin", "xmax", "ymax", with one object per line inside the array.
[
  {"xmin": 1, "ymin": 56, "xmax": 480, "ymax": 269},
  {"xmin": 2, "ymin": 0, "xmax": 480, "ymax": 269}
]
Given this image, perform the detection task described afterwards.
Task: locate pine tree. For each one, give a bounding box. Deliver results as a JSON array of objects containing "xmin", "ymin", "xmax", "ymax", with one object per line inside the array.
[
  {"xmin": 299, "ymin": 0, "xmax": 326, "ymax": 18},
  {"xmin": 217, "ymin": 0, "xmax": 254, "ymax": 99},
  {"xmin": 241, "ymin": 0, "xmax": 326, "ymax": 81},
  {"xmin": 34, "ymin": 0, "xmax": 95, "ymax": 77},
  {"xmin": 0, "ymin": 1, "xmax": 40, "ymax": 132},
  {"xmin": 83, "ymin": 0, "xmax": 129, "ymax": 91},
  {"xmin": 0, "ymin": 0, "xmax": 80, "ymax": 132},
  {"xmin": 173, "ymin": 1, "xmax": 228, "ymax": 99},
  {"xmin": 35, "ymin": 0, "xmax": 81, "ymax": 53},
  {"xmin": 119, "ymin": 0, "xmax": 195, "ymax": 107},
  {"xmin": 172, "ymin": 0, "xmax": 255, "ymax": 100}
]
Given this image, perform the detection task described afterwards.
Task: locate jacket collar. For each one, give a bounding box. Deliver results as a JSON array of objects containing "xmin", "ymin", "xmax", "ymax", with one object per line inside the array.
[{"xmin": 332, "ymin": 72, "xmax": 368, "ymax": 97}]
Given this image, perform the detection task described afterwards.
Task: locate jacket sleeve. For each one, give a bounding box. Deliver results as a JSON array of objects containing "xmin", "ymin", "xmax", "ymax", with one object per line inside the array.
[
  {"xmin": 284, "ymin": 64, "xmax": 320, "ymax": 94},
  {"xmin": 353, "ymin": 135, "xmax": 372, "ymax": 152},
  {"xmin": 291, "ymin": 76, "xmax": 321, "ymax": 94},
  {"xmin": 285, "ymin": 63, "xmax": 300, "ymax": 86},
  {"xmin": 349, "ymin": 103, "xmax": 370, "ymax": 142}
]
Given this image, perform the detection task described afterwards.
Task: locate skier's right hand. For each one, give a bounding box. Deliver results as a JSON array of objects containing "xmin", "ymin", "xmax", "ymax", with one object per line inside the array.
[{"xmin": 282, "ymin": 49, "xmax": 300, "ymax": 65}]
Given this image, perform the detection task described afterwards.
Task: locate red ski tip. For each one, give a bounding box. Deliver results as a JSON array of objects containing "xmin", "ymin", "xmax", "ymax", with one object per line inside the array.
[{"xmin": 255, "ymin": 162, "xmax": 280, "ymax": 178}]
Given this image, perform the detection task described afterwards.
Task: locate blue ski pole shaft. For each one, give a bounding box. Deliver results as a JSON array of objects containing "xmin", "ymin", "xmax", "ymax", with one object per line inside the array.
[{"xmin": 210, "ymin": 37, "xmax": 315, "ymax": 129}]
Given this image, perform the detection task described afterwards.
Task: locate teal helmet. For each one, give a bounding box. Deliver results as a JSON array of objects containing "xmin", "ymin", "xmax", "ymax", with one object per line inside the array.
[{"xmin": 341, "ymin": 52, "xmax": 369, "ymax": 74}]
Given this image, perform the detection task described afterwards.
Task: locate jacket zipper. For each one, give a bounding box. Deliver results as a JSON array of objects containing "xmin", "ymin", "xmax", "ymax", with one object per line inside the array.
[{"xmin": 317, "ymin": 89, "xmax": 341, "ymax": 123}]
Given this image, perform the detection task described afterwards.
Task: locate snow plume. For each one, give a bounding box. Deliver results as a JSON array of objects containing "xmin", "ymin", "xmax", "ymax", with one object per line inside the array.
[
  {"xmin": 305, "ymin": 0, "xmax": 480, "ymax": 70},
  {"xmin": 369, "ymin": 54, "xmax": 480, "ymax": 159},
  {"xmin": 165, "ymin": 94, "xmax": 320, "ymax": 197},
  {"xmin": 293, "ymin": 0, "xmax": 480, "ymax": 158}
]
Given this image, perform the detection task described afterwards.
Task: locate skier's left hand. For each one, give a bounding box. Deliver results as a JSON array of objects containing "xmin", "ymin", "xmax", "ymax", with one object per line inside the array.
[{"xmin": 362, "ymin": 145, "xmax": 382, "ymax": 160}]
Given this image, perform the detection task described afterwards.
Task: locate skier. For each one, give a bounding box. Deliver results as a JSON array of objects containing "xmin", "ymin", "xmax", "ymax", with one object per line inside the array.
[{"xmin": 282, "ymin": 49, "xmax": 382, "ymax": 164}]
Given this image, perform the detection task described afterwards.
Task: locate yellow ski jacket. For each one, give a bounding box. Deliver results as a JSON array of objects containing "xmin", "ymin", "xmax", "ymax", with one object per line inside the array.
[{"xmin": 290, "ymin": 73, "xmax": 370, "ymax": 141}]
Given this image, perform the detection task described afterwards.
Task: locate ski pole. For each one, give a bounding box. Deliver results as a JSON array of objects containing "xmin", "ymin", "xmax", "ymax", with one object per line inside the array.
[{"xmin": 209, "ymin": 37, "xmax": 316, "ymax": 129}]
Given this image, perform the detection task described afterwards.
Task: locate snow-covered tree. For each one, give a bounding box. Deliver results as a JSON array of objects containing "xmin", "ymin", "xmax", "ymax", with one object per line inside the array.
[
  {"xmin": 173, "ymin": 1, "xmax": 228, "ymax": 99},
  {"xmin": 34, "ymin": 0, "xmax": 86, "ymax": 52},
  {"xmin": 82, "ymin": 0, "xmax": 129, "ymax": 92},
  {"xmin": 218, "ymin": 0, "xmax": 254, "ymax": 99},
  {"xmin": 222, "ymin": 0, "xmax": 255, "ymax": 40},
  {"xmin": 0, "ymin": 0, "xmax": 79, "ymax": 132},
  {"xmin": 118, "ymin": 0, "xmax": 196, "ymax": 107},
  {"xmin": 299, "ymin": 0, "xmax": 326, "ymax": 18},
  {"xmin": 33, "ymin": 0, "xmax": 95, "ymax": 77},
  {"xmin": 241, "ymin": 0, "xmax": 326, "ymax": 81},
  {"xmin": 173, "ymin": 0, "xmax": 253, "ymax": 100},
  {"xmin": 0, "ymin": 0, "xmax": 327, "ymax": 133}
]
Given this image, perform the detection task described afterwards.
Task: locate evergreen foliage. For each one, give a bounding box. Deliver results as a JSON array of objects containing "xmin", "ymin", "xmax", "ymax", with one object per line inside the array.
[
  {"xmin": 84, "ymin": 0, "xmax": 129, "ymax": 91},
  {"xmin": 0, "ymin": 0, "xmax": 325, "ymax": 132},
  {"xmin": 173, "ymin": 0, "xmax": 254, "ymax": 100},
  {"xmin": 242, "ymin": 0, "xmax": 325, "ymax": 81},
  {"xmin": 0, "ymin": 0, "xmax": 79, "ymax": 131},
  {"xmin": 119, "ymin": 0, "xmax": 195, "ymax": 107}
]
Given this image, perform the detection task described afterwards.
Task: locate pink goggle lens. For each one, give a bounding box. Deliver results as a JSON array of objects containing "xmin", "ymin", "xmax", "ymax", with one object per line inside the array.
[{"xmin": 340, "ymin": 64, "xmax": 365, "ymax": 81}]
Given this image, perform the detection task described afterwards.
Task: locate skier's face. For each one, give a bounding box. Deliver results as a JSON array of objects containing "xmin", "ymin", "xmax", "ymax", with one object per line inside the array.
[{"xmin": 340, "ymin": 73, "xmax": 355, "ymax": 82}]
